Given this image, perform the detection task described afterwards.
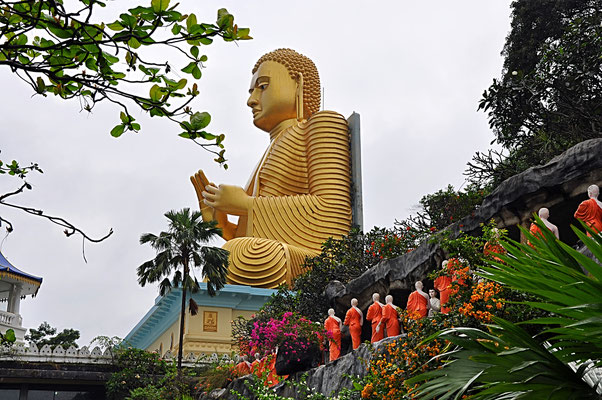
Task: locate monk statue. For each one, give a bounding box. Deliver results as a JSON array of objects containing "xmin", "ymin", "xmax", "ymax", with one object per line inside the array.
[
  {"xmin": 434, "ymin": 260, "xmax": 452, "ymax": 314},
  {"xmin": 575, "ymin": 184, "xmax": 602, "ymax": 235},
  {"xmin": 407, "ymin": 280, "xmax": 429, "ymax": 319},
  {"xmin": 427, "ymin": 289, "xmax": 441, "ymax": 317},
  {"xmin": 378, "ymin": 295, "xmax": 401, "ymax": 337},
  {"xmin": 365, "ymin": 293, "xmax": 384, "ymax": 343},
  {"xmin": 529, "ymin": 207, "xmax": 560, "ymax": 244},
  {"xmin": 344, "ymin": 298, "xmax": 363, "ymax": 350},
  {"xmin": 483, "ymin": 227, "xmax": 506, "ymax": 262},
  {"xmin": 324, "ymin": 308, "xmax": 342, "ymax": 362},
  {"xmin": 191, "ymin": 48, "xmax": 352, "ymax": 288}
]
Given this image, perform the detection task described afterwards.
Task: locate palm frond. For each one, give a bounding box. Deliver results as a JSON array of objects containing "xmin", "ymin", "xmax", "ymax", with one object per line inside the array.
[{"xmin": 412, "ymin": 216, "xmax": 602, "ymax": 398}]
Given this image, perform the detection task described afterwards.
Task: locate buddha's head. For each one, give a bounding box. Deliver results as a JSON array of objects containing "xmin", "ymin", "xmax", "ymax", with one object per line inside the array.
[
  {"xmin": 429, "ymin": 289, "xmax": 437, "ymax": 299},
  {"xmin": 248, "ymin": 48, "xmax": 321, "ymax": 132}
]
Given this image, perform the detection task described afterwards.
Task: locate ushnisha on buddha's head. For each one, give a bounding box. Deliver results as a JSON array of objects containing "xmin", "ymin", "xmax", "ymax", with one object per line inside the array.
[{"xmin": 247, "ymin": 48, "xmax": 321, "ymax": 132}]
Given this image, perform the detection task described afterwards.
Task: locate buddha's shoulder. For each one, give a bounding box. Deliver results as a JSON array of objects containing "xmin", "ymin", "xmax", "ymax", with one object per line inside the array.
[{"xmin": 306, "ymin": 110, "xmax": 348, "ymax": 127}]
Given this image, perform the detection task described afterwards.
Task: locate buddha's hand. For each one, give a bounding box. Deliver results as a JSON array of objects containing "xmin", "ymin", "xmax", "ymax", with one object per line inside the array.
[
  {"xmin": 203, "ymin": 184, "xmax": 252, "ymax": 216},
  {"xmin": 191, "ymin": 170, "xmax": 216, "ymax": 222}
]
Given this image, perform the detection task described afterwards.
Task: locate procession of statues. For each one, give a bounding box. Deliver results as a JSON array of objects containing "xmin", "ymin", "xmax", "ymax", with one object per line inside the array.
[{"xmin": 188, "ymin": 47, "xmax": 601, "ymax": 367}]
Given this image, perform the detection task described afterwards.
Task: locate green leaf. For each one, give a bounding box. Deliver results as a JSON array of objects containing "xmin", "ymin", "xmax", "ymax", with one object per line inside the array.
[
  {"xmin": 190, "ymin": 112, "xmax": 211, "ymax": 130},
  {"xmin": 128, "ymin": 37, "xmax": 141, "ymax": 49},
  {"xmin": 110, "ymin": 124, "xmax": 125, "ymax": 137},
  {"xmin": 186, "ymin": 14, "xmax": 197, "ymax": 32},
  {"xmin": 171, "ymin": 24, "xmax": 182, "ymax": 35},
  {"xmin": 149, "ymin": 84, "xmax": 161, "ymax": 101},
  {"xmin": 4, "ymin": 329, "xmax": 16, "ymax": 343},
  {"xmin": 190, "ymin": 46, "xmax": 199, "ymax": 58},
  {"xmin": 181, "ymin": 62, "xmax": 196, "ymax": 74},
  {"xmin": 200, "ymin": 55, "xmax": 208, "ymax": 62},
  {"xmin": 120, "ymin": 112, "xmax": 129, "ymax": 123},
  {"xmin": 151, "ymin": 0, "xmax": 170, "ymax": 13},
  {"xmin": 192, "ymin": 65, "xmax": 202, "ymax": 79},
  {"xmin": 107, "ymin": 21, "xmax": 125, "ymax": 31},
  {"xmin": 48, "ymin": 25, "xmax": 72, "ymax": 39},
  {"xmin": 176, "ymin": 79, "xmax": 187, "ymax": 90}
]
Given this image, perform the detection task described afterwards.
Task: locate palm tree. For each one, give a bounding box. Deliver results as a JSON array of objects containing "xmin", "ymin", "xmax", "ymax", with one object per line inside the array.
[{"xmin": 138, "ymin": 208, "xmax": 229, "ymax": 371}]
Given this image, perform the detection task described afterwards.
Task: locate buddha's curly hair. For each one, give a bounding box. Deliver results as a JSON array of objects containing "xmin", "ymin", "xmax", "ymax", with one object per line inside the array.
[{"xmin": 252, "ymin": 48, "xmax": 321, "ymax": 118}]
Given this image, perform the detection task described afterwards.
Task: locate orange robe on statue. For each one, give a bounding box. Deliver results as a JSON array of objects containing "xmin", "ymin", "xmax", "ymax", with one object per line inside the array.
[
  {"xmin": 344, "ymin": 307, "xmax": 362, "ymax": 350},
  {"xmin": 235, "ymin": 361, "xmax": 251, "ymax": 376},
  {"xmin": 324, "ymin": 316, "xmax": 342, "ymax": 361},
  {"xmin": 407, "ymin": 291, "xmax": 428, "ymax": 319},
  {"xmin": 434, "ymin": 275, "xmax": 452, "ymax": 313},
  {"xmin": 484, "ymin": 241, "xmax": 506, "ymax": 262},
  {"xmin": 366, "ymin": 302, "xmax": 384, "ymax": 343},
  {"xmin": 381, "ymin": 304, "xmax": 400, "ymax": 337},
  {"xmin": 575, "ymin": 198, "xmax": 602, "ymax": 235}
]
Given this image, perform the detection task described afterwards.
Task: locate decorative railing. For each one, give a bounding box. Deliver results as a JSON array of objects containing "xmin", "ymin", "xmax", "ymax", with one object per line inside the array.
[
  {"xmin": 0, "ymin": 344, "xmax": 235, "ymax": 366},
  {"xmin": 0, "ymin": 310, "xmax": 21, "ymax": 327}
]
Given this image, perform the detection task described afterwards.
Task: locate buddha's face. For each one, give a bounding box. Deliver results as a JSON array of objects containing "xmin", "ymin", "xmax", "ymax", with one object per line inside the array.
[{"xmin": 247, "ymin": 61, "xmax": 297, "ymax": 132}]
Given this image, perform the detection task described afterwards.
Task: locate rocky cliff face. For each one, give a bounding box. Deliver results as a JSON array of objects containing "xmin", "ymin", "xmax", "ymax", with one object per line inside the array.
[
  {"xmin": 328, "ymin": 138, "xmax": 602, "ymax": 315},
  {"xmin": 208, "ymin": 336, "xmax": 401, "ymax": 399}
]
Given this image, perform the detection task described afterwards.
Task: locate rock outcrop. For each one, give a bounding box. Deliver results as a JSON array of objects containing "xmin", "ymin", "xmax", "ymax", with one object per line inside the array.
[{"xmin": 212, "ymin": 336, "xmax": 402, "ymax": 399}]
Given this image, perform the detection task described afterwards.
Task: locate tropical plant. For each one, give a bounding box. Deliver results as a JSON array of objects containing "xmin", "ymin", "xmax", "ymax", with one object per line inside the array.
[
  {"xmin": 0, "ymin": 328, "xmax": 16, "ymax": 345},
  {"xmin": 138, "ymin": 208, "xmax": 229, "ymax": 371},
  {"xmin": 0, "ymin": 0, "xmax": 249, "ymax": 153},
  {"xmin": 467, "ymin": 2, "xmax": 602, "ymax": 187},
  {"xmin": 25, "ymin": 321, "xmax": 80, "ymax": 350},
  {"xmin": 1, "ymin": 0, "xmax": 250, "ymax": 243},
  {"xmin": 410, "ymin": 218, "xmax": 602, "ymax": 399}
]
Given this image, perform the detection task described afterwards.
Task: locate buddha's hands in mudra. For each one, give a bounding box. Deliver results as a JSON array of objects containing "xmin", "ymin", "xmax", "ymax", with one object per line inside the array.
[{"xmin": 202, "ymin": 184, "xmax": 251, "ymax": 216}]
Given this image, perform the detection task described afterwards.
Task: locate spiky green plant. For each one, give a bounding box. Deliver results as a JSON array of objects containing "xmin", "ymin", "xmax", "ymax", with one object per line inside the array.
[{"xmin": 409, "ymin": 217, "xmax": 602, "ymax": 399}]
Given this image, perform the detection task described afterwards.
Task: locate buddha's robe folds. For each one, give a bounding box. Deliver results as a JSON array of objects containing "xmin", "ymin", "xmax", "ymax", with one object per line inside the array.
[
  {"xmin": 366, "ymin": 302, "xmax": 384, "ymax": 343},
  {"xmin": 407, "ymin": 291, "xmax": 428, "ymax": 319},
  {"xmin": 324, "ymin": 316, "xmax": 341, "ymax": 361},
  {"xmin": 224, "ymin": 111, "xmax": 352, "ymax": 288},
  {"xmin": 381, "ymin": 304, "xmax": 400, "ymax": 337},
  {"xmin": 575, "ymin": 198, "xmax": 602, "ymax": 235},
  {"xmin": 344, "ymin": 307, "xmax": 362, "ymax": 350},
  {"xmin": 434, "ymin": 276, "xmax": 452, "ymax": 314}
]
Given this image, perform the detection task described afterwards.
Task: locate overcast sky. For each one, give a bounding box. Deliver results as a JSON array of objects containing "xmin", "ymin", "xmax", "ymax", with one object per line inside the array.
[{"xmin": 0, "ymin": 0, "xmax": 512, "ymax": 345}]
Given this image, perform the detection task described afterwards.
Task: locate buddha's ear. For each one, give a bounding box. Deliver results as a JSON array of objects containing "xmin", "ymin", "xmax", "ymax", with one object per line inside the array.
[{"xmin": 295, "ymin": 72, "xmax": 304, "ymax": 122}]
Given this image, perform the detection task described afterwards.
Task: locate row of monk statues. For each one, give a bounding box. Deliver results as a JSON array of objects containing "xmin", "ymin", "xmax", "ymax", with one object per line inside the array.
[
  {"xmin": 525, "ymin": 184, "xmax": 601, "ymax": 243},
  {"xmin": 322, "ymin": 282, "xmax": 443, "ymax": 362}
]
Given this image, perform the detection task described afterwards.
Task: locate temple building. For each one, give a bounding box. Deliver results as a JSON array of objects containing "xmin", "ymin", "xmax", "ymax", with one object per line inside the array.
[
  {"xmin": 0, "ymin": 251, "xmax": 42, "ymax": 343},
  {"xmin": 124, "ymin": 284, "xmax": 274, "ymax": 356}
]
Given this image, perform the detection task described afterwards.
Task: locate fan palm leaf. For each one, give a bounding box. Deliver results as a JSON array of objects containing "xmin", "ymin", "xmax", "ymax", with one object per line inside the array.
[{"xmin": 411, "ymin": 216, "xmax": 602, "ymax": 398}]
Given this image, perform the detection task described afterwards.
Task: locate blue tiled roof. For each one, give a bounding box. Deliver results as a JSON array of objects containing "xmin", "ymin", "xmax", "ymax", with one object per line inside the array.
[
  {"xmin": 124, "ymin": 284, "xmax": 276, "ymax": 350},
  {"xmin": 0, "ymin": 252, "xmax": 42, "ymax": 284}
]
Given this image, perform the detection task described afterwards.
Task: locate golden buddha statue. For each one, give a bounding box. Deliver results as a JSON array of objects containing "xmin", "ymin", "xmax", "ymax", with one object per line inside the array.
[{"xmin": 191, "ymin": 48, "xmax": 352, "ymax": 288}]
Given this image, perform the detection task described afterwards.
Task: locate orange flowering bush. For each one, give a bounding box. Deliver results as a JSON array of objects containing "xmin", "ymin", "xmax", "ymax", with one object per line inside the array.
[
  {"xmin": 360, "ymin": 312, "xmax": 463, "ymax": 399},
  {"xmin": 458, "ymin": 280, "xmax": 504, "ymax": 323}
]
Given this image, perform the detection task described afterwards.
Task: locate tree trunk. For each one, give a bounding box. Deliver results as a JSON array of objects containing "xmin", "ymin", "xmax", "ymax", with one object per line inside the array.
[{"xmin": 177, "ymin": 260, "xmax": 189, "ymax": 373}]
